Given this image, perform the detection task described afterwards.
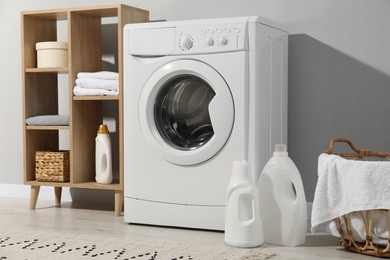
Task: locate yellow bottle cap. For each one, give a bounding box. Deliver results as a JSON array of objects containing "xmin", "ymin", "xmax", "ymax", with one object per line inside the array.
[{"xmin": 97, "ymin": 124, "xmax": 109, "ymax": 134}]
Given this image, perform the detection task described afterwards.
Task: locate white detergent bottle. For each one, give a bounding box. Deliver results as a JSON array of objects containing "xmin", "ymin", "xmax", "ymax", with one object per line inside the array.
[
  {"xmin": 224, "ymin": 160, "xmax": 264, "ymax": 247},
  {"xmin": 95, "ymin": 124, "xmax": 113, "ymax": 184},
  {"xmin": 258, "ymin": 144, "xmax": 307, "ymax": 246}
]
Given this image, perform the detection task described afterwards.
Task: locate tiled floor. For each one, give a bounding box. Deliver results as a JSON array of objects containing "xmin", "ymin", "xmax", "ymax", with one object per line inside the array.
[{"xmin": 0, "ymin": 197, "xmax": 372, "ymax": 259}]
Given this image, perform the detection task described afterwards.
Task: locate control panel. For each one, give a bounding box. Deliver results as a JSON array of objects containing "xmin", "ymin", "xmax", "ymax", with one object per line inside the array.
[{"xmin": 173, "ymin": 22, "xmax": 247, "ymax": 55}]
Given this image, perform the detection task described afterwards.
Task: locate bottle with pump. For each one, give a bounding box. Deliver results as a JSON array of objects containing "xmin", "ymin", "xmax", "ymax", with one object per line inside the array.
[
  {"xmin": 95, "ymin": 124, "xmax": 113, "ymax": 184},
  {"xmin": 258, "ymin": 144, "xmax": 307, "ymax": 246},
  {"xmin": 224, "ymin": 160, "xmax": 264, "ymax": 247}
]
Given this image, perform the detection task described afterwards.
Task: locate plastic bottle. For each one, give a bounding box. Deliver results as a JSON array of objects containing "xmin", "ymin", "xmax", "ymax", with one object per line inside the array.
[
  {"xmin": 95, "ymin": 124, "xmax": 113, "ymax": 184},
  {"xmin": 224, "ymin": 160, "xmax": 264, "ymax": 247},
  {"xmin": 258, "ymin": 144, "xmax": 307, "ymax": 246}
]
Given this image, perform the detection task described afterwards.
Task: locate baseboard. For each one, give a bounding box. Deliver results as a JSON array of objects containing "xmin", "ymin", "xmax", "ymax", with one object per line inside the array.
[{"xmin": 0, "ymin": 183, "xmax": 72, "ymax": 202}]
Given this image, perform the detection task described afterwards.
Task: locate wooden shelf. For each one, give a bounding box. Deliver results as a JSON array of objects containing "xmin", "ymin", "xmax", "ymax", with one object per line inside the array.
[
  {"xmin": 26, "ymin": 67, "xmax": 68, "ymax": 73},
  {"xmin": 21, "ymin": 4, "xmax": 149, "ymax": 216},
  {"xmin": 25, "ymin": 180, "xmax": 122, "ymax": 191},
  {"xmin": 25, "ymin": 181, "xmax": 72, "ymax": 188},
  {"xmin": 26, "ymin": 125, "xmax": 69, "ymax": 130},
  {"xmin": 21, "ymin": 10, "xmax": 68, "ymax": 20},
  {"xmin": 72, "ymin": 181, "xmax": 122, "ymax": 191}
]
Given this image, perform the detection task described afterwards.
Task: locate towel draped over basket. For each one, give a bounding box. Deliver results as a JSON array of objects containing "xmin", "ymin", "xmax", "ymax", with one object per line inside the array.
[{"xmin": 312, "ymin": 138, "xmax": 390, "ymax": 257}]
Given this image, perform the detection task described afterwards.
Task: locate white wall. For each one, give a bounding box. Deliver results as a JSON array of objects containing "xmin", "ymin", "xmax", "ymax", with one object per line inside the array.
[{"xmin": 1, "ymin": 0, "xmax": 390, "ymax": 201}]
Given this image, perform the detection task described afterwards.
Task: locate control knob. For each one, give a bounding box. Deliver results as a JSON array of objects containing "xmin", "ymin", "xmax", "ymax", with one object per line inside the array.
[
  {"xmin": 180, "ymin": 37, "xmax": 193, "ymax": 50},
  {"xmin": 219, "ymin": 37, "xmax": 228, "ymax": 46},
  {"xmin": 205, "ymin": 37, "xmax": 214, "ymax": 46}
]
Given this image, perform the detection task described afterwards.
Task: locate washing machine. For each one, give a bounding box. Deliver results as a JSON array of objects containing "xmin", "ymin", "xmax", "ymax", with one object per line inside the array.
[{"xmin": 123, "ymin": 16, "xmax": 288, "ymax": 230}]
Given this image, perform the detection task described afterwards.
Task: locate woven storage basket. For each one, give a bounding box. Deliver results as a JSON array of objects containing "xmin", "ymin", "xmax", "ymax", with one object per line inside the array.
[
  {"xmin": 324, "ymin": 138, "xmax": 390, "ymax": 258},
  {"xmin": 35, "ymin": 151, "xmax": 70, "ymax": 182}
]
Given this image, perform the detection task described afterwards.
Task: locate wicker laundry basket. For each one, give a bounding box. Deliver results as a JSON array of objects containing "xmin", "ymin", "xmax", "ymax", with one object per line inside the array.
[
  {"xmin": 324, "ymin": 138, "xmax": 390, "ymax": 258},
  {"xmin": 35, "ymin": 151, "xmax": 70, "ymax": 182}
]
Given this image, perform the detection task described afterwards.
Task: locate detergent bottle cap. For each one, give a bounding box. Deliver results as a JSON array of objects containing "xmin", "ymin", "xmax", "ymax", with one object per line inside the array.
[
  {"xmin": 97, "ymin": 124, "xmax": 109, "ymax": 134},
  {"xmin": 273, "ymin": 144, "xmax": 288, "ymax": 157},
  {"xmin": 231, "ymin": 160, "xmax": 250, "ymax": 179}
]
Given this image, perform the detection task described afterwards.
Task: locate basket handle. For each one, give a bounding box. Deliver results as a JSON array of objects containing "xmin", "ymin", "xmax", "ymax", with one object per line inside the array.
[
  {"xmin": 325, "ymin": 138, "xmax": 372, "ymax": 158},
  {"xmin": 325, "ymin": 138, "xmax": 390, "ymax": 158}
]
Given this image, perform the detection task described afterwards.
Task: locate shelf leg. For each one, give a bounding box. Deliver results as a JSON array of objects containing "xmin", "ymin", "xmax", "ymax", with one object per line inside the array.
[
  {"xmin": 114, "ymin": 190, "xmax": 124, "ymax": 217},
  {"xmin": 54, "ymin": 187, "xmax": 62, "ymax": 207},
  {"xmin": 30, "ymin": 185, "xmax": 40, "ymax": 210}
]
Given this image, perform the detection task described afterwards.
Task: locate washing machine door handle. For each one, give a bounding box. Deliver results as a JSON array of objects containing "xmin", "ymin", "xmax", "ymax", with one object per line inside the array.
[{"xmin": 208, "ymin": 92, "xmax": 234, "ymax": 140}]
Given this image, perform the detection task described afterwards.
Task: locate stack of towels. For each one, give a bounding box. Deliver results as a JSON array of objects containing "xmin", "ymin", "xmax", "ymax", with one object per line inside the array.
[
  {"xmin": 311, "ymin": 153, "xmax": 390, "ymax": 245},
  {"xmin": 73, "ymin": 71, "xmax": 119, "ymax": 96}
]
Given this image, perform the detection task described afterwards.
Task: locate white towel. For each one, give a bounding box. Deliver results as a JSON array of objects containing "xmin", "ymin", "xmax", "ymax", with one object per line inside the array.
[
  {"xmin": 73, "ymin": 86, "xmax": 118, "ymax": 96},
  {"xmin": 75, "ymin": 78, "xmax": 118, "ymax": 91},
  {"xmin": 26, "ymin": 115, "xmax": 69, "ymax": 126},
  {"xmin": 311, "ymin": 153, "xmax": 390, "ymax": 244},
  {"xmin": 77, "ymin": 71, "xmax": 118, "ymax": 80}
]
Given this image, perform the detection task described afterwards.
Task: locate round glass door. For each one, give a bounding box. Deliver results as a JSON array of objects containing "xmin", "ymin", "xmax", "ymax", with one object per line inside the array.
[
  {"xmin": 154, "ymin": 75, "xmax": 215, "ymax": 151},
  {"xmin": 139, "ymin": 59, "xmax": 234, "ymax": 166}
]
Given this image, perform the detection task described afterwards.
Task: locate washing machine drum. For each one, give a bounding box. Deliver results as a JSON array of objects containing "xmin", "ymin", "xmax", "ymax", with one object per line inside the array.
[{"xmin": 139, "ymin": 60, "xmax": 234, "ymax": 166}]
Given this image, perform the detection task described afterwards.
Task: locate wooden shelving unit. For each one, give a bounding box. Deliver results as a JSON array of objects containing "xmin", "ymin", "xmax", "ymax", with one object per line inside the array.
[{"xmin": 21, "ymin": 4, "xmax": 149, "ymax": 216}]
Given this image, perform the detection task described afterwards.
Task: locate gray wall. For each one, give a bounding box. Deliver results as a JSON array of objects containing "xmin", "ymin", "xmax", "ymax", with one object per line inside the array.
[
  {"xmin": 1, "ymin": 0, "xmax": 390, "ymax": 202},
  {"xmin": 288, "ymin": 34, "xmax": 390, "ymax": 201}
]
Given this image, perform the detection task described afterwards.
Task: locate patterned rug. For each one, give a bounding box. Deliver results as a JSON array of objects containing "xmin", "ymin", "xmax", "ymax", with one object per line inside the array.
[{"xmin": 0, "ymin": 229, "xmax": 275, "ymax": 260}]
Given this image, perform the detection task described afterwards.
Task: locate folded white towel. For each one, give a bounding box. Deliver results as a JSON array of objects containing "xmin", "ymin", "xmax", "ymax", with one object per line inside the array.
[
  {"xmin": 311, "ymin": 153, "xmax": 390, "ymax": 244},
  {"xmin": 73, "ymin": 86, "xmax": 118, "ymax": 96},
  {"xmin": 75, "ymin": 78, "xmax": 118, "ymax": 91},
  {"xmin": 26, "ymin": 115, "xmax": 69, "ymax": 126},
  {"xmin": 77, "ymin": 71, "xmax": 118, "ymax": 80}
]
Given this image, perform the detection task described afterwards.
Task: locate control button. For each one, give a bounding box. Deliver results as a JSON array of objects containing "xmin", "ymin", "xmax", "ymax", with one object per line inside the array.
[
  {"xmin": 219, "ymin": 37, "xmax": 228, "ymax": 46},
  {"xmin": 205, "ymin": 37, "xmax": 214, "ymax": 46},
  {"xmin": 180, "ymin": 36, "xmax": 194, "ymax": 50}
]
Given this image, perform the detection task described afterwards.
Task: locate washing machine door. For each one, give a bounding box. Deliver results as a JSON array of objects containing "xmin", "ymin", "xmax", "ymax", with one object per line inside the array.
[{"xmin": 139, "ymin": 59, "xmax": 234, "ymax": 166}]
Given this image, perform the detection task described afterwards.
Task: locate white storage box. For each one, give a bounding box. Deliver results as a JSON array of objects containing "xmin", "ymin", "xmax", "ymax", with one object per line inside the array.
[{"xmin": 36, "ymin": 41, "xmax": 68, "ymax": 68}]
